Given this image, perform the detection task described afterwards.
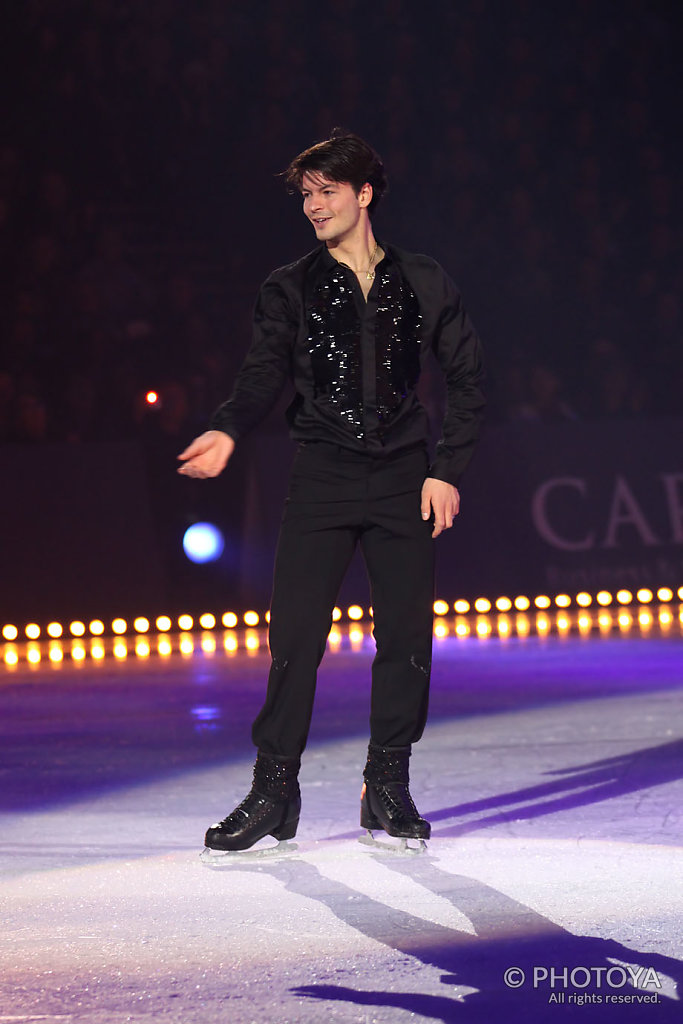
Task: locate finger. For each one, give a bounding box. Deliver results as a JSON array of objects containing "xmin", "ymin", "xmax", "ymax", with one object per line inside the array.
[
  {"xmin": 178, "ymin": 460, "xmax": 207, "ymax": 478},
  {"xmin": 421, "ymin": 494, "xmax": 432, "ymax": 521},
  {"xmin": 432, "ymin": 518, "xmax": 444, "ymax": 538},
  {"xmin": 179, "ymin": 435, "xmax": 213, "ymax": 460},
  {"xmin": 177, "ymin": 442, "xmax": 203, "ymax": 461}
]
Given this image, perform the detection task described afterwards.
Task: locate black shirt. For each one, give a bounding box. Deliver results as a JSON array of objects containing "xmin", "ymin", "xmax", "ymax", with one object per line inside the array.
[{"xmin": 210, "ymin": 243, "xmax": 485, "ymax": 485}]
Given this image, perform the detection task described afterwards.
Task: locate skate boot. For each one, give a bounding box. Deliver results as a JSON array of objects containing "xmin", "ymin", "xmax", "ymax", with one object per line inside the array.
[
  {"xmin": 204, "ymin": 751, "xmax": 301, "ymax": 855},
  {"xmin": 360, "ymin": 742, "xmax": 430, "ymax": 852}
]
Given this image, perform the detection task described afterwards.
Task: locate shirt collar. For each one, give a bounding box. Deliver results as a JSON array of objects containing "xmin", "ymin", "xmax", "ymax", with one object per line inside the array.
[{"xmin": 318, "ymin": 241, "xmax": 392, "ymax": 275}]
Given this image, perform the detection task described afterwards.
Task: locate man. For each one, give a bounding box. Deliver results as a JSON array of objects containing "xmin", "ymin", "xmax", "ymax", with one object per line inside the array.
[{"xmin": 178, "ymin": 130, "xmax": 484, "ymax": 852}]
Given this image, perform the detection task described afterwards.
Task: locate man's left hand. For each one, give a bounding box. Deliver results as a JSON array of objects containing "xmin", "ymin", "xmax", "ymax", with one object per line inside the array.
[{"xmin": 421, "ymin": 478, "xmax": 460, "ymax": 538}]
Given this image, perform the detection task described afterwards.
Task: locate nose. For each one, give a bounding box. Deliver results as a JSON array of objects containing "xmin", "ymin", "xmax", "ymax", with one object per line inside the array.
[{"xmin": 307, "ymin": 193, "xmax": 323, "ymax": 214}]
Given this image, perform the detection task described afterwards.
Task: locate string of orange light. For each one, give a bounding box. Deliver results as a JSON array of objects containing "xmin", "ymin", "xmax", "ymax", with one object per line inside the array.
[
  {"xmin": 1, "ymin": 587, "xmax": 681, "ymax": 668},
  {"xmin": 1, "ymin": 586, "xmax": 680, "ymax": 643}
]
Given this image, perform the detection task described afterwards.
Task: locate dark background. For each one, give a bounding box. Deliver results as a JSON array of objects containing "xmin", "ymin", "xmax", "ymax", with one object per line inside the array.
[{"xmin": 1, "ymin": 0, "xmax": 681, "ymax": 618}]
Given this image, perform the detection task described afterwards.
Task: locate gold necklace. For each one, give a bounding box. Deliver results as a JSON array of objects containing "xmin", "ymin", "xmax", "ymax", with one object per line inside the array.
[
  {"xmin": 365, "ymin": 240, "xmax": 379, "ymax": 280},
  {"xmin": 339, "ymin": 240, "xmax": 379, "ymax": 280}
]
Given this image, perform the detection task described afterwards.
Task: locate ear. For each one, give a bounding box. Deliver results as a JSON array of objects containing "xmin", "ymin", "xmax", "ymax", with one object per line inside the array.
[{"xmin": 358, "ymin": 182, "xmax": 373, "ymax": 208}]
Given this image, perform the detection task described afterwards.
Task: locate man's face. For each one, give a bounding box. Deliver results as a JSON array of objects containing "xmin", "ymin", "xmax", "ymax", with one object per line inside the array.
[{"xmin": 301, "ymin": 171, "xmax": 370, "ymax": 243}]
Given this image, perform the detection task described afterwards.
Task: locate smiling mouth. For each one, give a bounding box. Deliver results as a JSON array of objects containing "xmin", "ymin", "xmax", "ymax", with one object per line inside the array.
[{"xmin": 312, "ymin": 217, "xmax": 331, "ymax": 225}]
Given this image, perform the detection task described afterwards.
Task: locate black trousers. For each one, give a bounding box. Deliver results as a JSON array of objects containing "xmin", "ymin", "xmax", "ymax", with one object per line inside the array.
[{"xmin": 252, "ymin": 442, "xmax": 435, "ymax": 759}]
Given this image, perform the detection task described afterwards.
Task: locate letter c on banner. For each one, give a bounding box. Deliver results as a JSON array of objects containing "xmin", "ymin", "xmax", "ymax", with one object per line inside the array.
[{"xmin": 531, "ymin": 477, "xmax": 595, "ymax": 551}]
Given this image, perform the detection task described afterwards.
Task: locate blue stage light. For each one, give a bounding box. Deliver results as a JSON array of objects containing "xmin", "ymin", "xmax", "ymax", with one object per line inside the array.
[{"xmin": 182, "ymin": 523, "xmax": 225, "ymax": 564}]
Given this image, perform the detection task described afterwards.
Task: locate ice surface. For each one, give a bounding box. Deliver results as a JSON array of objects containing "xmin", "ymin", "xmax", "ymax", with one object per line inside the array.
[{"xmin": 1, "ymin": 632, "xmax": 682, "ymax": 1021}]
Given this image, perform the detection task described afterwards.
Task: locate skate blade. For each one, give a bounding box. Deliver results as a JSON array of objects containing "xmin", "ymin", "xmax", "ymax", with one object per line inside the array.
[
  {"xmin": 200, "ymin": 839, "xmax": 298, "ymax": 867},
  {"xmin": 359, "ymin": 830, "xmax": 428, "ymax": 856}
]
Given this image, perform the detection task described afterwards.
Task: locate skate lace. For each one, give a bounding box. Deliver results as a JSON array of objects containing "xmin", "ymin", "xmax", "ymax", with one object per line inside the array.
[
  {"xmin": 379, "ymin": 781, "xmax": 423, "ymax": 822},
  {"xmin": 217, "ymin": 790, "xmax": 273, "ymax": 829}
]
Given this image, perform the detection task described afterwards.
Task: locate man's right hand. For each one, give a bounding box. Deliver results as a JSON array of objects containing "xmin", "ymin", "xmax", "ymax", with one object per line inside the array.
[{"xmin": 177, "ymin": 430, "xmax": 235, "ymax": 478}]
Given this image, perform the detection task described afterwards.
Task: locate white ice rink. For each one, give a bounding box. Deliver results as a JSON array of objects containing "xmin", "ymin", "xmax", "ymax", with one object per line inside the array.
[{"xmin": 2, "ymin": 628, "xmax": 682, "ymax": 1022}]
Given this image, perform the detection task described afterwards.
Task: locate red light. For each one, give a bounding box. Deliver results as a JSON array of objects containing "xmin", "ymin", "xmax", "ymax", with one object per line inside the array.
[{"xmin": 146, "ymin": 391, "xmax": 158, "ymax": 405}]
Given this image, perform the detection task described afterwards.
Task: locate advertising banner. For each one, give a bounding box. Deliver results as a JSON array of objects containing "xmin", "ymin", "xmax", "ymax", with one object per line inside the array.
[{"xmin": 447, "ymin": 417, "xmax": 683, "ymax": 599}]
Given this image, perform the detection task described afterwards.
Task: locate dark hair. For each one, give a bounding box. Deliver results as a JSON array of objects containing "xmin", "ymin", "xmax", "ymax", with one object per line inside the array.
[{"xmin": 284, "ymin": 129, "xmax": 387, "ymax": 214}]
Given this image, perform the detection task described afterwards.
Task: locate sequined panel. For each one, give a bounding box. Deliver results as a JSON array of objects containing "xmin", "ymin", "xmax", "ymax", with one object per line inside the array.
[
  {"xmin": 375, "ymin": 269, "xmax": 422, "ymax": 426},
  {"xmin": 307, "ymin": 268, "xmax": 363, "ymax": 437}
]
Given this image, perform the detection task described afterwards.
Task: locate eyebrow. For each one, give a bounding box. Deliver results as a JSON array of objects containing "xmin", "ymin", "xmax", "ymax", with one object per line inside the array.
[{"xmin": 301, "ymin": 179, "xmax": 338, "ymax": 193}]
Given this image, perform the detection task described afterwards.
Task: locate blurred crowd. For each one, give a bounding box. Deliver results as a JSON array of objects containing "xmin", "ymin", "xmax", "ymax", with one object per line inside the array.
[{"xmin": 1, "ymin": 0, "xmax": 680, "ymax": 447}]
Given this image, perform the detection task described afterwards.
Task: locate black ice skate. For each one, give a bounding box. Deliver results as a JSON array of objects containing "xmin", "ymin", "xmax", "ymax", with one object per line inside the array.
[
  {"xmin": 359, "ymin": 742, "xmax": 430, "ymax": 854},
  {"xmin": 201, "ymin": 752, "xmax": 301, "ymax": 865}
]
